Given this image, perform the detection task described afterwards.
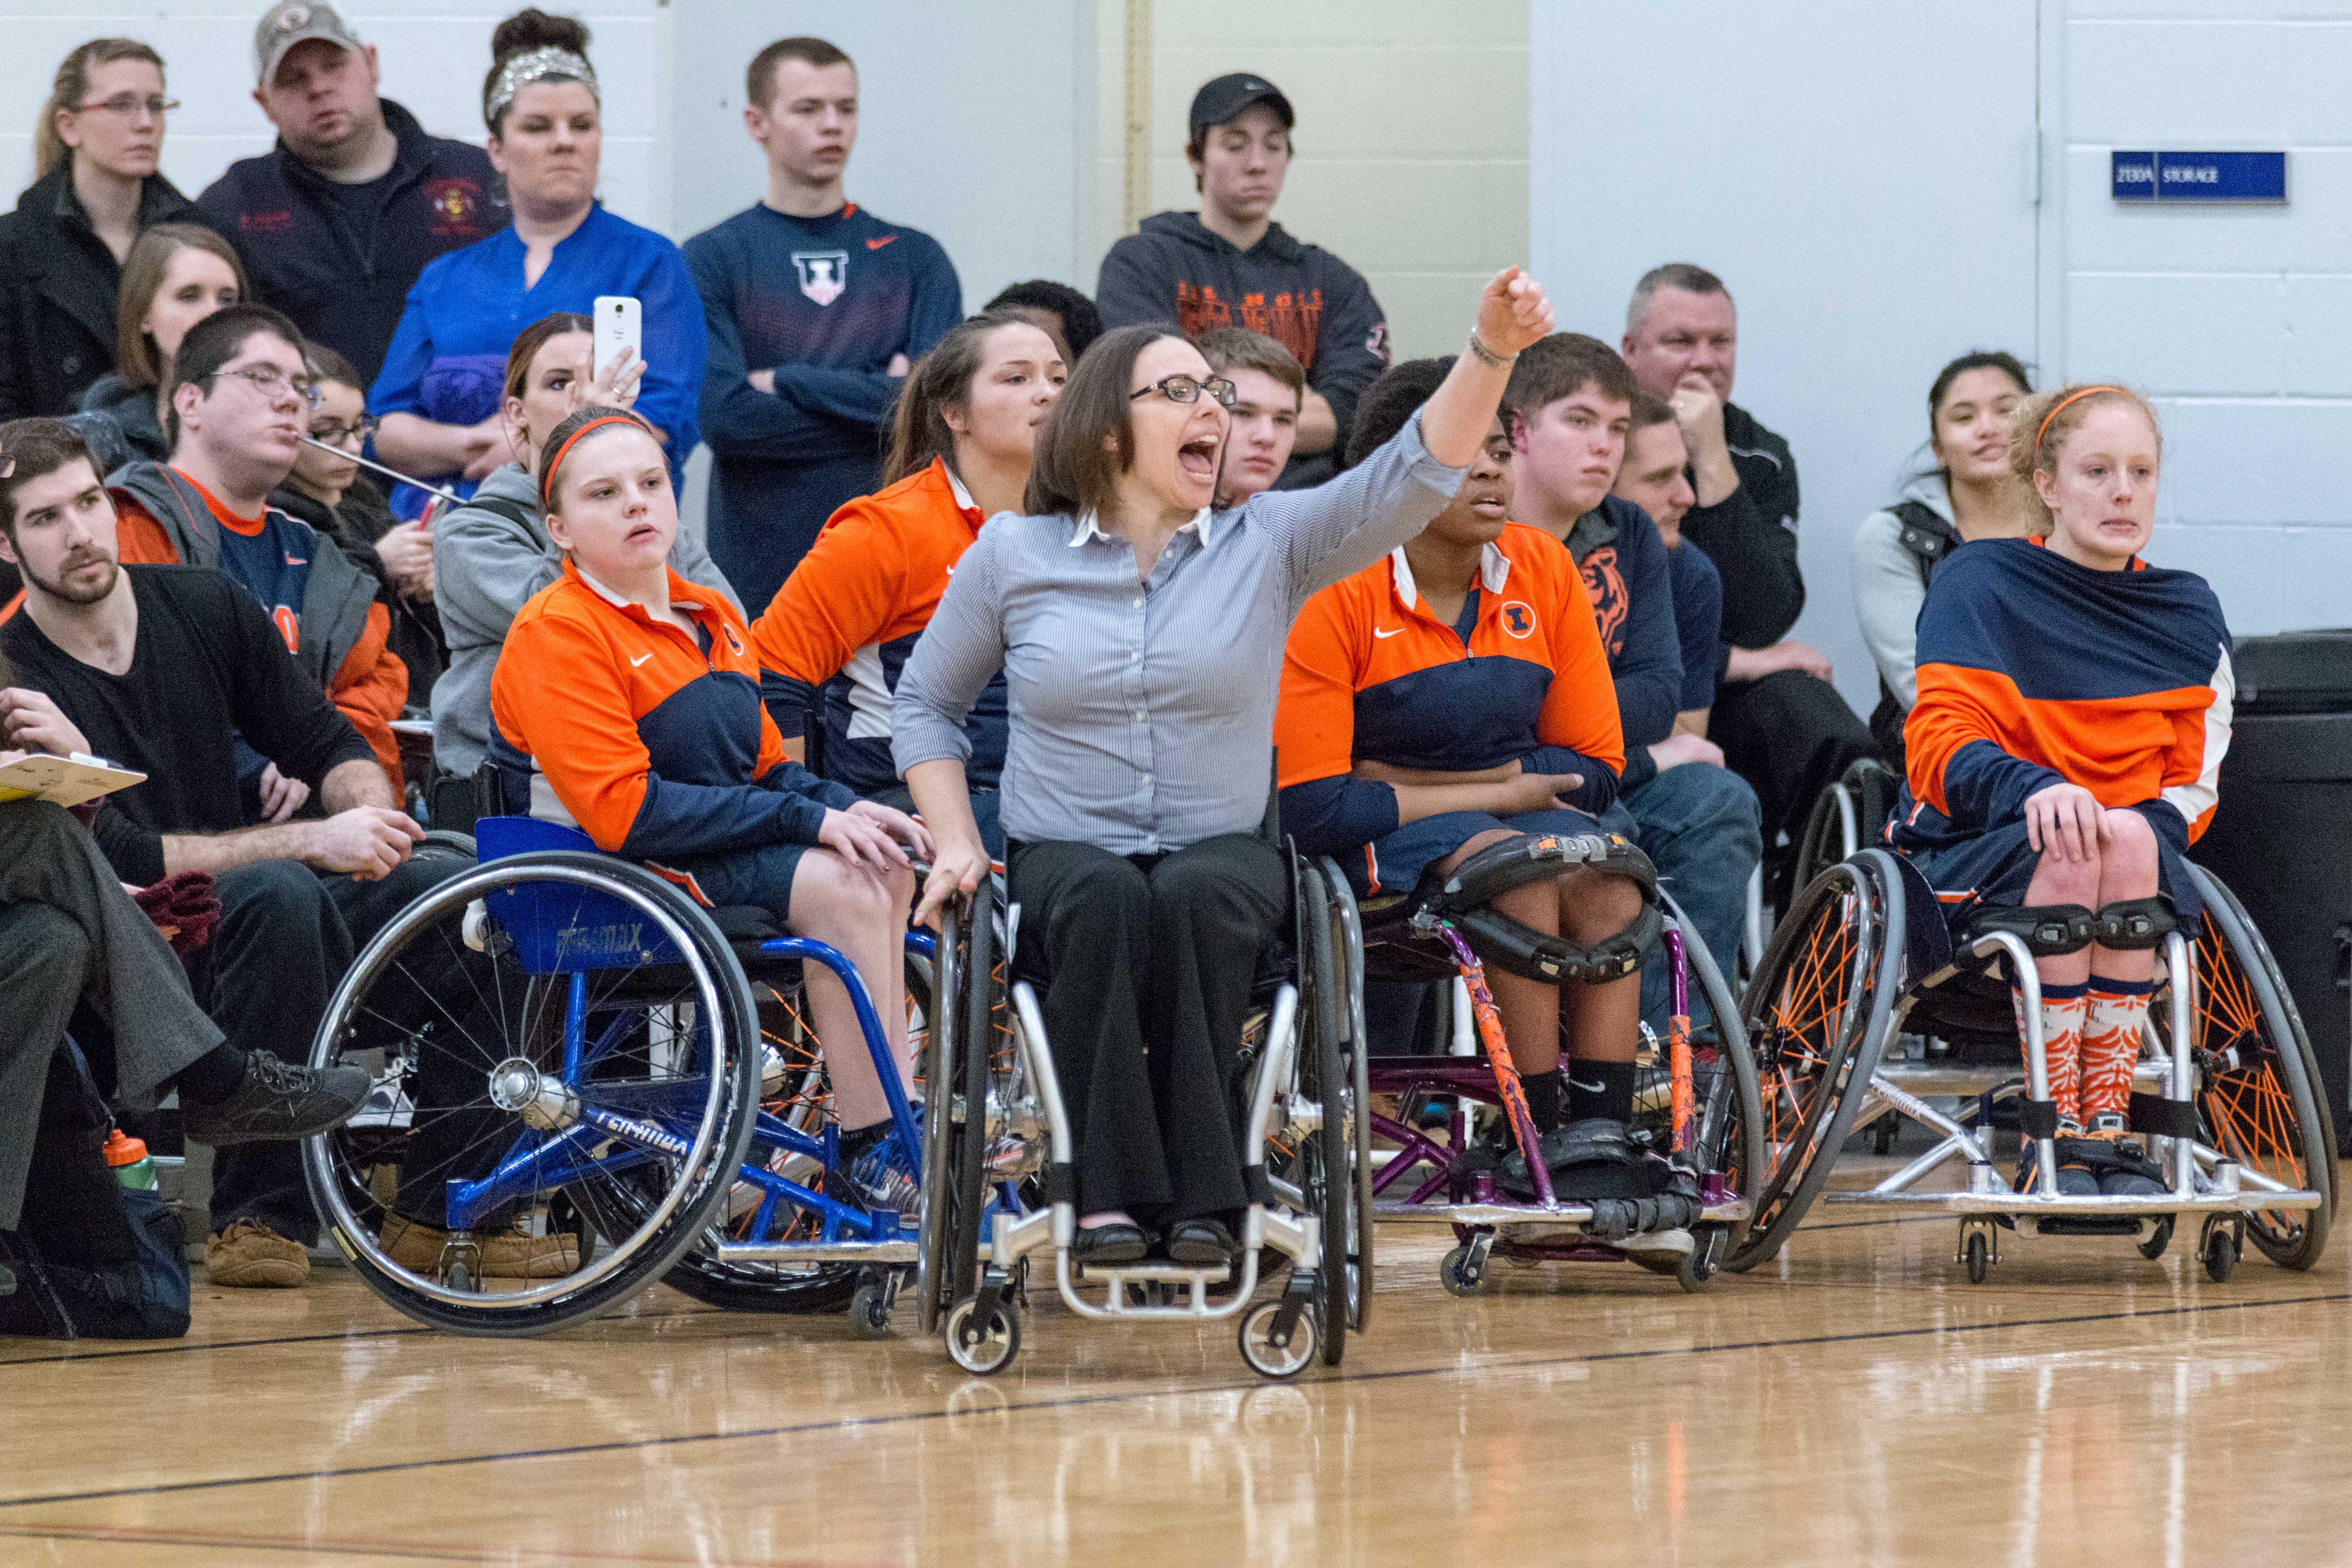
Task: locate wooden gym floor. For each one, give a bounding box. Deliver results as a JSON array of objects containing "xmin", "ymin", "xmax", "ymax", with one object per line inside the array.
[{"xmin": 5, "ymin": 1160, "xmax": 2351, "ymax": 1567}]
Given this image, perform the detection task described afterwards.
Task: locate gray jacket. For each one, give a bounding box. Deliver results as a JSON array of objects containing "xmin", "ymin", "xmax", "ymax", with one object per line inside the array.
[
  {"xmin": 430, "ymin": 462, "xmax": 740, "ymax": 775},
  {"xmin": 1851, "ymin": 472, "xmax": 1956, "ymax": 712},
  {"xmin": 108, "ymin": 459, "xmax": 380, "ymax": 702}
]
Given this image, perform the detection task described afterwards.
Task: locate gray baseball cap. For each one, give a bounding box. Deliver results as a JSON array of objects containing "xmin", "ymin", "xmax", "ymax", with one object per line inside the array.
[{"xmin": 254, "ymin": 1, "xmax": 364, "ymax": 85}]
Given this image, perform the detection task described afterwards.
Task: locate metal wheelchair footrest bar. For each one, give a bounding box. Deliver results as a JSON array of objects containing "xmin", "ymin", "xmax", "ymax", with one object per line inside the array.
[
  {"xmin": 1372, "ymin": 1197, "xmax": 1751, "ymax": 1228},
  {"xmin": 714, "ymin": 1239, "xmax": 919, "ymax": 1265},
  {"xmin": 1823, "ymin": 1186, "xmax": 2321, "ymax": 1216}
]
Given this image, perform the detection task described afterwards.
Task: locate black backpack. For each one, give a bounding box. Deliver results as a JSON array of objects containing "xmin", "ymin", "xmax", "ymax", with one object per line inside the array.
[{"xmin": 0, "ymin": 1043, "xmax": 190, "ymax": 1341}]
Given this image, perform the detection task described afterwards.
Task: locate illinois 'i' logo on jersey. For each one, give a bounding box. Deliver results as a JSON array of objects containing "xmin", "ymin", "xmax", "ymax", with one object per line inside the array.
[
  {"xmin": 793, "ymin": 251, "xmax": 849, "ymax": 306},
  {"xmin": 1500, "ymin": 601, "xmax": 1537, "ymax": 638}
]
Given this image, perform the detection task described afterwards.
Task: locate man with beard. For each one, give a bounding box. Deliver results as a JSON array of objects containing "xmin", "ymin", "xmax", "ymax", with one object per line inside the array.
[{"xmin": 0, "ymin": 416, "xmax": 522, "ymax": 1289}]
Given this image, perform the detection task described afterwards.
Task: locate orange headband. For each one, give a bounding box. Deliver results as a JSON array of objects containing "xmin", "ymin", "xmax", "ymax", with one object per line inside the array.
[
  {"xmin": 540, "ymin": 413, "xmax": 652, "ymax": 513},
  {"xmin": 2035, "ymin": 386, "xmax": 2126, "ymax": 454}
]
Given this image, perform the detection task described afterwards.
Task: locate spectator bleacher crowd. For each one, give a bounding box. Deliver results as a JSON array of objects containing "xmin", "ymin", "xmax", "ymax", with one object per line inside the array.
[{"xmin": 5, "ymin": 2, "xmax": 2170, "ymax": 1329}]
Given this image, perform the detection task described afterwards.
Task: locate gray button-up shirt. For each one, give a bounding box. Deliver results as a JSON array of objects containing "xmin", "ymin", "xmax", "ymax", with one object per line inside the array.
[{"xmin": 891, "ymin": 416, "xmax": 1465, "ymax": 854}]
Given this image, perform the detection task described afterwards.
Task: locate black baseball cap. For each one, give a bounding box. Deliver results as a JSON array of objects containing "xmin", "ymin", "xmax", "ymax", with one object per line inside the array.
[{"xmin": 1188, "ymin": 74, "xmax": 1294, "ymax": 134}]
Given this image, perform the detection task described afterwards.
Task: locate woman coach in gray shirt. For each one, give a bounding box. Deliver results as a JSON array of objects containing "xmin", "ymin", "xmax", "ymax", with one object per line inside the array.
[{"xmin": 894, "ymin": 267, "xmax": 1556, "ymax": 1266}]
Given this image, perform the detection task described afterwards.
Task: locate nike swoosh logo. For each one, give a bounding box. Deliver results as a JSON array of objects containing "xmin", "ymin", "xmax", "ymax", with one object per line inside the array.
[
  {"xmin": 866, "ymin": 235, "xmax": 897, "ymax": 250},
  {"xmin": 1372, "ymin": 626, "xmax": 1403, "ymax": 639},
  {"xmin": 283, "ymin": 554, "xmax": 307, "ymax": 566},
  {"xmin": 1567, "ymin": 1077, "xmax": 1605, "ymax": 1094},
  {"xmin": 630, "ymin": 652, "xmax": 654, "ymax": 667}
]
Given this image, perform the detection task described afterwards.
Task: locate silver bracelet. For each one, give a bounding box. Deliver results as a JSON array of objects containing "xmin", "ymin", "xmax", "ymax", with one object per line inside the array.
[{"xmin": 1466, "ymin": 330, "xmax": 1516, "ymax": 370}]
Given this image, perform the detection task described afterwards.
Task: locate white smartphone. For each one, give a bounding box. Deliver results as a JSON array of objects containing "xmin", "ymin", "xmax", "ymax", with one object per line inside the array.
[{"xmin": 593, "ymin": 295, "xmax": 641, "ymax": 380}]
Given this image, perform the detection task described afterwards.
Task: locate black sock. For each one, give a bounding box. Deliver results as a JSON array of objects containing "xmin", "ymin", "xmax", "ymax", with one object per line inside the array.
[
  {"xmin": 1520, "ymin": 1069, "xmax": 1565, "ymax": 1135},
  {"xmin": 1563, "ymin": 1059, "xmax": 1636, "ymax": 1124},
  {"xmin": 173, "ymin": 1044, "xmax": 249, "ymax": 1106}
]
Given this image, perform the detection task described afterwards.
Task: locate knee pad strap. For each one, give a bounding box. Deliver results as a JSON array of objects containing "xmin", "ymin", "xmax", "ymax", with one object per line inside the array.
[
  {"xmin": 1453, "ymin": 900, "xmax": 1663, "ymax": 985},
  {"xmin": 1434, "ymin": 829, "xmax": 1657, "ymax": 913},
  {"xmin": 2093, "ymin": 896, "xmax": 2177, "ymax": 951},
  {"xmin": 1966, "ymin": 903, "xmax": 2097, "ymax": 958}
]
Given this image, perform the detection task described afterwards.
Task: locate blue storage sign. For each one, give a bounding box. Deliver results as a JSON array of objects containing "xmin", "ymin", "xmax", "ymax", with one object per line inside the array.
[{"xmin": 2112, "ymin": 151, "xmax": 2286, "ymax": 203}]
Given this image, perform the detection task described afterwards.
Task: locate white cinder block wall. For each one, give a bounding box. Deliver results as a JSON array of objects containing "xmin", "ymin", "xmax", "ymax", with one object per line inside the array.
[
  {"xmin": 2061, "ymin": 0, "xmax": 2352, "ymax": 637},
  {"xmin": 0, "ymin": 2, "xmax": 672, "ymax": 233}
]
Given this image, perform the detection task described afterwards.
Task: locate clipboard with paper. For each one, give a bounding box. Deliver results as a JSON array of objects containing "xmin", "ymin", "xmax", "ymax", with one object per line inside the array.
[{"xmin": 0, "ymin": 752, "xmax": 147, "ymax": 808}]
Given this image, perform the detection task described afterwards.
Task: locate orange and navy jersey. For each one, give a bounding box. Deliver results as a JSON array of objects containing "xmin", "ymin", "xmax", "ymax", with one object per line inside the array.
[
  {"xmin": 1275, "ymin": 522, "xmax": 1624, "ymax": 857},
  {"xmin": 489, "ymin": 559, "xmax": 854, "ymax": 861},
  {"xmin": 1899, "ymin": 536, "xmax": 2232, "ymax": 851},
  {"xmin": 750, "ymin": 456, "xmax": 1008, "ymax": 794}
]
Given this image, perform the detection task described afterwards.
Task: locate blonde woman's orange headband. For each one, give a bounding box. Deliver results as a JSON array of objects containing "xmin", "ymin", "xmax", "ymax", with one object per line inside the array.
[
  {"xmin": 540, "ymin": 413, "xmax": 652, "ymax": 513},
  {"xmin": 2035, "ymin": 386, "xmax": 2126, "ymax": 454}
]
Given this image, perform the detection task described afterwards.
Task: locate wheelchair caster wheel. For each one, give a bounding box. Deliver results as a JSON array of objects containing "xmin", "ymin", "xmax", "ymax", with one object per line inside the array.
[
  {"xmin": 2202, "ymin": 1221, "xmax": 2239, "ymax": 1284},
  {"xmin": 1439, "ymin": 1244, "xmax": 1486, "ymax": 1297},
  {"xmin": 1676, "ymin": 1232, "xmax": 1721, "ymax": 1294},
  {"xmin": 848, "ymin": 1280, "xmax": 895, "ymax": 1338},
  {"xmin": 2138, "ymin": 1216, "xmax": 2175, "ymax": 1261},
  {"xmin": 1964, "ymin": 1231, "xmax": 1990, "ymax": 1285},
  {"xmin": 945, "ymin": 1294, "xmax": 1020, "ymax": 1375},
  {"xmin": 445, "ymin": 1259, "xmax": 475, "ymax": 1293},
  {"xmin": 1871, "ymin": 1120, "xmax": 1896, "ymax": 1158},
  {"xmin": 1237, "ymin": 1298, "xmax": 1316, "ymax": 1379}
]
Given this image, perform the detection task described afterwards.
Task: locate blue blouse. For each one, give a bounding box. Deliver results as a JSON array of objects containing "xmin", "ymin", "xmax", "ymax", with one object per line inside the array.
[{"xmin": 369, "ymin": 203, "xmax": 705, "ymax": 517}]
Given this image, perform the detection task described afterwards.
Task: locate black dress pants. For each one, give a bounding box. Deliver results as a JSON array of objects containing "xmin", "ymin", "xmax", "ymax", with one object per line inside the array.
[
  {"xmin": 1008, "ymin": 833, "xmax": 1289, "ymax": 1225},
  {"xmin": 1712, "ymin": 669, "xmax": 1877, "ymax": 899},
  {"xmin": 198, "ymin": 855, "xmax": 475, "ymax": 1243}
]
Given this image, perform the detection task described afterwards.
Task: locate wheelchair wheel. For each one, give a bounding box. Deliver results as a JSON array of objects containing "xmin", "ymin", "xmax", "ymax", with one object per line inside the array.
[
  {"xmin": 1650, "ymin": 890, "xmax": 1769, "ymax": 1251},
  {"xmin": 1320, "ymin": 859, "xmax": 1377, "ymax": 1338},
  {"xmin": 1792, "ymin": 759, "xmax": 1897, "ymax": 897},
  {"xmin": 658, "ymin": 952, "xmax": 935, "ymax": 1314},
  {"xmin": 1723, "ymin": 852, "xmax": 1899, "ymax": 1271},
  {"xmin": 2175, "ymin": 865, "xmax": 2334, "ymax": 1271},
  {"xmin": 304, "ymin": 853, "xmax": 762, "ymax": 1335},
  {"xmin": 920, "ymin": 877, "xmax": 1003, "ymax": 1333},
  {"xmin": 1294, "ymin": 859, "xmax": 1363, "ymax": 1366}
]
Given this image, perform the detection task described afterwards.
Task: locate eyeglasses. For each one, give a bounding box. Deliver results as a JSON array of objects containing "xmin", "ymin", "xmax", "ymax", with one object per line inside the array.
[
  {"xmin": 74, "ymin": 95, "xmax": 179, "ymax": 120},
  {"xmin": 204, "ymin": 365, "xmax": 321, "ymax": 410},
  {"xmin": 1129, "ymin": 374, "xmax": 1237, "ymax": 410},
  {"xmin": 309, "ymin": 415, "xmax": 380, "ymax": 447}
]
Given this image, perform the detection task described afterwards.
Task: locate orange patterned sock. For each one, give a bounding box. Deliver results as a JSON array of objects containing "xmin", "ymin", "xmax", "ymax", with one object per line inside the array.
[
  {"xmin": 2080, "ymin": 975, "xmax": 2155, "ymax": 1124},
  {"xmin": 2014, "ymin": 980, "xmax": 2090, "ymax": 1128}
]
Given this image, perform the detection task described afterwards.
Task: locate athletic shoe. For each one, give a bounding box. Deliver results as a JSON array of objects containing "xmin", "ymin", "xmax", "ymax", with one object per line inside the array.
[
  {"xmin": 845, "ymin": 1129, "xmax": 919, "ymax": 1223},
  {"xmin": 378, "ymin": 1215, "xmax": 581, "ymax": 1279},
  {"xmin": 205, "ymin": 1219, "xmax": 309, "ymax": 1287},
  {"xmin": 2082, "ymin": 1114, "xmax": 2168, "ymax": 1197},
  {"xmin": 182, "ymin": 1051, "xmax": 371, "ymax": 1147},
  {"xmin": 2014, "ymin": 1136, "xmax": 2098, "ymax": 1197}
]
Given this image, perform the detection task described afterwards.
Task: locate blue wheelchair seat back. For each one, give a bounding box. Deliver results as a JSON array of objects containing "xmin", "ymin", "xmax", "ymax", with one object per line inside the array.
[{"xmin": 472, "ymin": 816, "xmax": 786, "ymax": 975}]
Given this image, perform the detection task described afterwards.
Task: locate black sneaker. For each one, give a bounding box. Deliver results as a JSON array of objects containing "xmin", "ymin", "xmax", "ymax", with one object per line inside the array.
[{"xmin": 182, "ymin": 1052, "xmax": 371, "ymax": 1147}]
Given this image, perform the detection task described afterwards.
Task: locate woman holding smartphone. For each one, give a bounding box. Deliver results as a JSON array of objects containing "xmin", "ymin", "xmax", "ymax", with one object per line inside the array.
[{"xmin": 369, "ymin": 9, "xmax": 703, "ymax": 518}]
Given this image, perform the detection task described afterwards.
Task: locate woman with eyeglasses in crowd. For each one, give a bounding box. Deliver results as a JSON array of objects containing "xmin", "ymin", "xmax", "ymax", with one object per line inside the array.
[
  {"xmin": 894, "ymin": 267, "xmax": 1556, "ymax": 1268},
  {"xmin": 368, "ymin": 9, "xmax": 703, "ymax": 519},
  {"xmin": 272, "ymin": 344, "xmax": 445, "ymax": 709},
  {"xmin": 0, "ymin": 40, "xmax": 212, "ymax": 424}
]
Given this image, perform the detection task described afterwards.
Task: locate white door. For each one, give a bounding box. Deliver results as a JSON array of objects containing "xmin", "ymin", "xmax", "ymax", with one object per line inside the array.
[{"xmin": 1531, "ymin": 0, "xmax": 2044, "ymax": 716}]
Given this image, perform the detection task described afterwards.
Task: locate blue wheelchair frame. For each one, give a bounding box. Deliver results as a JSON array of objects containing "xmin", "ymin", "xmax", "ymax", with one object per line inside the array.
[{"xmin": 454, "ymin": 817, "xmax": 928, "ymax": 1251}]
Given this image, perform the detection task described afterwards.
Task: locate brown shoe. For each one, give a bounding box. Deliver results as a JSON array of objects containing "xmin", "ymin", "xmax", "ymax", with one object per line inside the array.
[
  {"xmin": 205, "ymin": 1219, "xmax": 310, "ymax": 1288},
  {"xmin": 378, "ymin": 1215, "xmax": 580, "ymax": 1280}
]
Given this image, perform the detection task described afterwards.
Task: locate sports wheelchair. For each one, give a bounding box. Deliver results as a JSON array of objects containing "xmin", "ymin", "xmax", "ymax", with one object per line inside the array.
[
  {"xmin": 925, "ymin": 849, "xmax": 1370, "ymax": 1380},
  {"xmin": 1355, "ymin": 830, "xmax": 1764, "ymax": 1292},
  {"xmin": 1727, "ymin": 847, "xmax": 2335, "ymax": 1282},
  {"xmin": 302, "ymin": 816, "xmax": 935, "ymax": 1335}
]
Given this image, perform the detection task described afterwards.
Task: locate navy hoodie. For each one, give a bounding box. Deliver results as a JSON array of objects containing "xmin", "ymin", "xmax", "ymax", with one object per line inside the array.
[
  {"xmin": 197, "ymin": 100, "xmax": 501, "ymax": 386},
  {"xmin": 1096, "ymin": 211, "xmax": 1389, "ymax": 488}
]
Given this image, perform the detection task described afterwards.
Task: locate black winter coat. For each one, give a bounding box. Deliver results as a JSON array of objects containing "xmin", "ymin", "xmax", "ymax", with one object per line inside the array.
[{"xmin": 0, "ymin": 159, "xmax": 209, "ymax": 420}]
